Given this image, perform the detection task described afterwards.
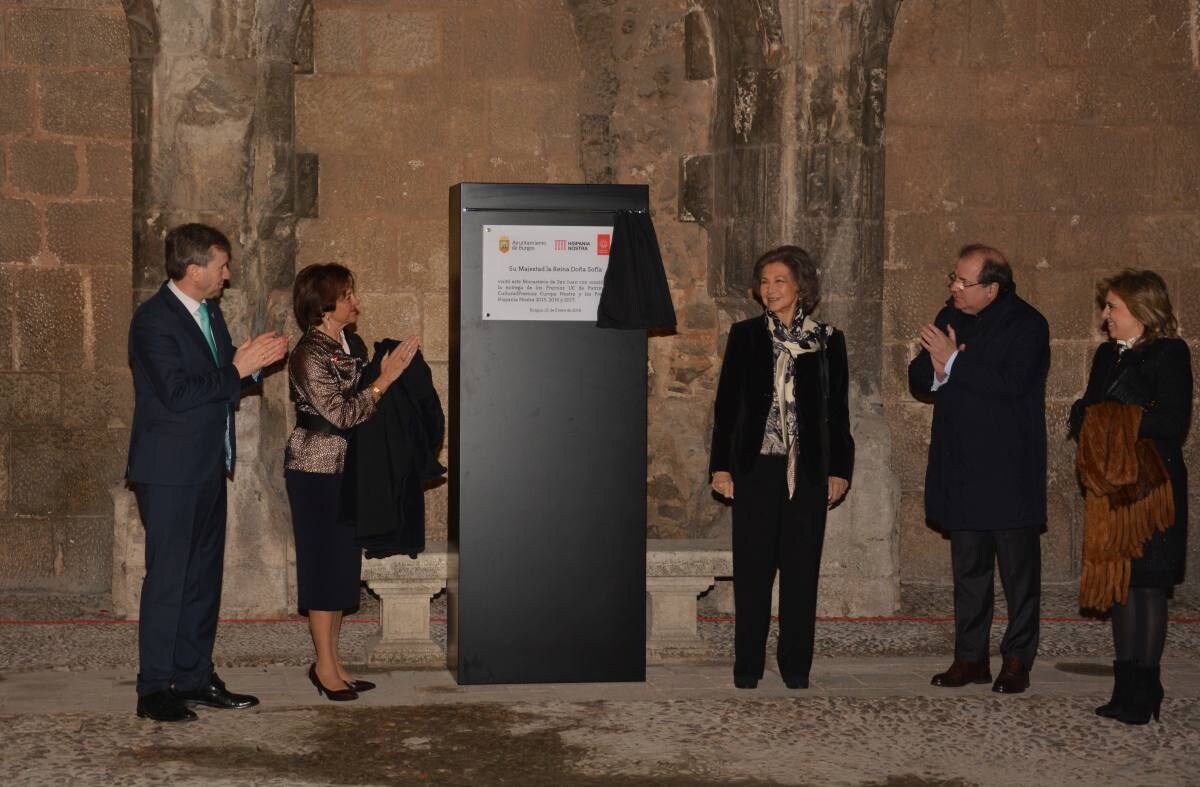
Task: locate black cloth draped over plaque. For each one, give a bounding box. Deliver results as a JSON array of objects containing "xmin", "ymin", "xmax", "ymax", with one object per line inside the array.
[
  {"xmin": 338, "ymin": 341, "xmax": 446, "ymax": 559},
  {"xmin": 596, "ymin": 209, "xmax": 677, "ymax": 330}
]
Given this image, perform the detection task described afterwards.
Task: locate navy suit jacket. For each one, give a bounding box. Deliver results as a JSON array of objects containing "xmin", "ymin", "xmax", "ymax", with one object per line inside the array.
[{"xmin": 126, "ymin": 281, "xmax": 248, "ymax": 485}]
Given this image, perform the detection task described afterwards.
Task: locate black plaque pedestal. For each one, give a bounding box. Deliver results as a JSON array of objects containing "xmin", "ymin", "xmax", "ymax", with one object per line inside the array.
[{"xmin": 448, "ymin": 183, "xmax": 648, "ymax": 684}]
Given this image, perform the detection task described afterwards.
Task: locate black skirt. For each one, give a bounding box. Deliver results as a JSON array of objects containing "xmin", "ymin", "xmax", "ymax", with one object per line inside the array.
[{"xmin": 286, "ymin": 469, "xmax": 362, "ymax": 612}]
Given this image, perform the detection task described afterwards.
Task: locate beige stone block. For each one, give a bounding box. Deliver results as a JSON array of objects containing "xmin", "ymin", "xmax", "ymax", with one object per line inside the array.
[
  {"xmin": 897, "ymin": 491, "xmax": 951, "ymax": 583},
  {"xmin": 0, "ymin": 372, "xmax": 61, "ymax": 426},
  {"xmin": 1132, "ymin": 213, "xmax": 1200, "ymax": 270},
  {"xmin": 0, "ymin": 517, "xmax": 55, "ymax": 590},
  {"xmin": 1045, "ymin": 399, "xmax": 1082, "ymax": 489},
  {"xmin": 1148, "ymin": 0, "xmax": 1198, "ymax": 67},
  {"xmin": 975, "ymin": 69, "xmax": 1076, "ymax": 123},
  {"xmin": 398, "ymin": 218, "xmax": 449, "ymax": 292},
  {"xmin": 317, "ymin": 155, "xmax": 448, "ymax": 218},
  {"xmin": 313, "ymin": 7, "xmax": 363, "ymax": 74},
  {"xmin": 1076, "ymin": 68, "xmax": 1200, "ymax": 125},
  {"xmin": 885, "ymin": 67, "xmax": 978, "ymax": 126},
  {"xmin": 295, "ymin": 76, "xmax": 399, "ymax": 152},
  {"xmin": 0, "ymin": 68, "xmax": 33, "ymax": 134},
  {"xmin": 486, "ymin": 80, "xmax": 577, "ymax": 157},
  {"xmin": 1046, "ymin": 340, "xmax": 1091, "ymax": 404},
  {"xmin": 886, "ymin": 400, "xmax": 933, "ymax": 491},
  {"xmin": 1029, "ymin": 268, "xmax": 1097, "ymax": 341},
  {"xmin": 9, "ymin": 266, "xmax": 85, "ymax": 368},
  {"xmin": 528, "ymin": 6, "xmax": 583, "ymax": 77},
  {"xmin": 421, "ymin": 290, "xmax": 448, "ymax": 362},
  {"xmin": 881, "ymin": 340, "xmax": 917, "ymax": 402},
  {"xmin": 1043, "ymin": 491, "xmax": 1080, "ymax": 583},
  {"xmin": 47, "ymin": 202, "xmax": 130, "ymax": 267},
  {"xmin": 0, "ymin": 197, "xmax": 41, "ymax": 262},
  {"xmin": 61, "ymin": 369, "xmax": 132, "ymax": 430},
  {"xmin": 39, "ymin": 70, "xmax": 129, "ymax": 138},
  {"xmin": 364, "ymin": 11, "xmax": 439, "ymax": 74},
  {"xmin": 53, "ymin": 516, "xmax": 112, "ymax": 593},
  {"xmin": 887, "ymin": 0, "xmax": 968, "ymax": 66},
  {"xmin": 882, "ymin": 125, "xmax": 959, "ymax": 210},
  {"xmin": 10, "ymin": 428, "xmax": 124, "ymax": 516},
  {"xmin": 883, "ymin": 266, "xmax": 948, "ymax": 343},
  {"xmin": 1043, "ymin": 213, "xmax": 1137, "ymax": 272},
  {"xmin": 89, "ymin": 265, "xmax": 133, "ymax": 370},
  {"xmin": 1154, "ymin": 126, "xmax": 1200, "ymax": 211},
  {"xmin": 85, "ymin": 143, "xmax": 131, "ymax": 199},
  {"xmin": 966, "ymin": 0, "xmax": 1042, "ymax": 67},
  {"xmin": 425, "ymin": 480, "xmax": 447, "ymax": 541},
  {"xmin": 6, "ymin": 7, "xmax": 71, "ymax": 65},
  {"xmin": 297, "ymin": 214, "xmax": 401, "ymax": 289},
  {"xmin": 443, "ymin": 12, "xmax": 533, "ymax": 81},
  {"xmin": 11, "ymin": 139, "xmax": 78, "ymax": 197},
  {"xmin": 1041, "ymin": 0, "xmax": 1154, "ymax": 67},
  {"xmin": 355, "ymin": 291, "xmax": 421, "ymax": 347},
  {"xmin": 70, "ymin": 9, "xmax": 129, "ymax": 68}
]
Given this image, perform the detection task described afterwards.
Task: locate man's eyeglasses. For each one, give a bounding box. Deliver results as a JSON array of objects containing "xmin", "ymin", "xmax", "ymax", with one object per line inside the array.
[{"xmin": 947, "ymin": 273, "xmax": 985, "ymax": 290}]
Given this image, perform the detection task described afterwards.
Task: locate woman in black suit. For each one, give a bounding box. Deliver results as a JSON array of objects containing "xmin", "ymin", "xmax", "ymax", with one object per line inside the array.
[
  {"xmin": 1070, "ymin": 269, "xmax": 1192, "ymax": 724},
  {"xmin": 709, "ymin": 245, "xmax": 854, "ymax": 689}
]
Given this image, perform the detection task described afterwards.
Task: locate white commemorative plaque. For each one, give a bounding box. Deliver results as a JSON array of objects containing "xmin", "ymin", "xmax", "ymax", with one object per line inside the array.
[{"xmin": 482, "ymin": 224, "xmax": 613, "ymax": 321}]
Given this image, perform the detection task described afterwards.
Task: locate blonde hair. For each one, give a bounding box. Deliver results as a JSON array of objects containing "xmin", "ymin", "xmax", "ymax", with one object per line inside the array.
[{"xmin": 1096, "ymin": 269, "xmax": 1178, "ymax": 342}]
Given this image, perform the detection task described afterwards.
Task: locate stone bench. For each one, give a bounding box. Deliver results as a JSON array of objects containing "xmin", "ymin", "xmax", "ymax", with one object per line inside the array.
[{"xmin": 359, "ymin": 538, "xmax": 732, "ymax": 666}]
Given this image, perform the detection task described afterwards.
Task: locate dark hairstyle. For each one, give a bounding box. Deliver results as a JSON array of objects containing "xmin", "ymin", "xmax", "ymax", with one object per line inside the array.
[
  {"xmin": 164, "ymin": 223, "xmax": 231, "ymax": 281},
  {"xmin": 293, "ymin": 263, "xmax": 355, "ymax": 329},
  {"xmin": 751, "ymin": 245, "xmax": 821, "ymax": 313},
  {"xmin": 1095, "ymin": 269, "xmax": 1178, "ymax": 342},
  {"xmin": 958, "ymin": 243, "xmax": 1014, "ymax": 295}
]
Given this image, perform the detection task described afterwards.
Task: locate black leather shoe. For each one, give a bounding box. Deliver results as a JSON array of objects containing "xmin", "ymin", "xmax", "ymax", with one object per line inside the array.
[
  {"xmin": 931, "ymin": 659, "xmax": 992, "ymax": 687},
  {"xmin": 784, "ymin": 677, "xmax": 809, "ymax": 689},
  {"xmin": 136, "ymin": 690, "xmax": 198, "ymax": 722},
  {"xmin": 345, "ymin": 678, "xmax": 376, "ymax": 692},
  {"xmin": 992, "ymin": 657, "xmax": 1030, "ymax": 694},
  {"xmin": 175, "ymin": 672, "xmax": 260, "ymax": 709},
  {"xmin": 734, "ymin": 676, "xmax": 758, "ymax": 689},
  {"xmin": 309, "ymin": 664, "xmax": 358, "ymax": 701}
]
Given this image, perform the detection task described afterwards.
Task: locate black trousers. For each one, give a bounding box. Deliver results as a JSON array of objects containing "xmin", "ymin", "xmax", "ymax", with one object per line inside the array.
[
  {"xmin": 134, "ymin": 472, "xmax": 227, "ymax": 697},
  {"xmin": 949, "ymin": 527, "xmax": 1041, "ymax": 666},
  {"xmin": 732, "ymin": 456, "xmax": 827, "ymax": 682}
]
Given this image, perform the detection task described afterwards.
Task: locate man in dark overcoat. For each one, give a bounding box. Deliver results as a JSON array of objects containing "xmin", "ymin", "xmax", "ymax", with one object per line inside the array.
[{"xmin": 908, "ymin": 244, "xmax": 1049, "ymax": 694}]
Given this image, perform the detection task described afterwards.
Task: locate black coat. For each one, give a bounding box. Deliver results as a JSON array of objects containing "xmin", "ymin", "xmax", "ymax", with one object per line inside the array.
[
  {"xmin": 709, "ymin": 317, "xmax": 854, "ymax": 487},
  {"xmin": 1070, "ymin": 337, "xmax": 1192, "ymax": 587},
  {"xmin": 908, "ymin": 291, "xmax": 1049, "ymax": 531},
  {"xmin": 339, "ymin": 344, "xmax": 446, "ymax": 559}
]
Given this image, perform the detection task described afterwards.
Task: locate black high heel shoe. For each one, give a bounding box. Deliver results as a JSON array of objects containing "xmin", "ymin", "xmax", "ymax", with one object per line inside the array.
[
  {"xmin": 1116, "ymin": 665, "xmax": 1162, "ymax": 725},
  {"xmin": 344, "ymin": 678, "xmax": 376, "ymax": 692},
  {"xmin": 309, "ymin": 664, "xmax": 358, "ymax": 701}
]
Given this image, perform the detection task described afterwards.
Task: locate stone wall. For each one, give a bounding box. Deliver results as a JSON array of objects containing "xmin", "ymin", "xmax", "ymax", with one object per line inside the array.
[
  {"xmin": 294, "ymin": 0, "xmax": 716, "ymax": 543},
  {"xmin": 0, "ymin": 0, "xmax": 131, "ymax": 592},
  {"xmin": 884, "ymin": 0, "xmax": 1200, "ymax": 593}
]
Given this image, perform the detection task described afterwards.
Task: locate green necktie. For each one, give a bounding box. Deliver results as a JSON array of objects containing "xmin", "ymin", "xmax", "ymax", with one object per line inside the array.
[
  {"xmin": 197, "ymin": 302, "xmax": 219, "ymax": 363},
  {"xmin": 197, "ymin": 302, "xmax": 232, "ymax": 471}
]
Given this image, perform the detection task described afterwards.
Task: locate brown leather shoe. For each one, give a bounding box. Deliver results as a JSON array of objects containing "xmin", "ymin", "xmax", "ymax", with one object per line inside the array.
[
  {"xmin": 930, "ymin": 659, "xmax": 992, "ymax": 687},
  {"xmin": 992, "ymin": 657, "xmax": 1030, "ymax": 694}
]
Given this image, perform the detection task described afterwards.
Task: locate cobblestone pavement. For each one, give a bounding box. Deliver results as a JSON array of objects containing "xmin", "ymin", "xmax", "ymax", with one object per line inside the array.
[{"xmin": 2, "ymin": 586, "xmax": 1199, "ymax": 786}]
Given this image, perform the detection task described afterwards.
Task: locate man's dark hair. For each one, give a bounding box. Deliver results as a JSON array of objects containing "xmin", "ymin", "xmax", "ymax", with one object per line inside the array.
[
  {"xmin": 751, "ymin": 245, "xmax": 821, "ymax": 312},
  {"xmin": 293, "ymin": 263, "xmax": 355, "ymax": 329},
  {"xmin": 958, "ymin": 243, "xmax": 1014, "ymax": 295},
  {"xmin": 164, "ymin": 223, "xmax": 232, "ymax": 281}
]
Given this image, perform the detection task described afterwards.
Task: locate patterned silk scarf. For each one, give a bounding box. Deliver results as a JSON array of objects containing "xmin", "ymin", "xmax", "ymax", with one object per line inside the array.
[{"xmin": 764, "ymin": 305, "xmax": 830, "ymax": 498}]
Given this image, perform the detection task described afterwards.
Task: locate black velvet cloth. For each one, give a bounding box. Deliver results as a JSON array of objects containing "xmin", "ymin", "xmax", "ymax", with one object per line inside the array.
[
  {"xmin": 596, "ymin": 210, "xmax": 677, "ymax": 330},
  {"xmin": 337, "ymin": 342, "xmax": 446, "ymax": 559}
]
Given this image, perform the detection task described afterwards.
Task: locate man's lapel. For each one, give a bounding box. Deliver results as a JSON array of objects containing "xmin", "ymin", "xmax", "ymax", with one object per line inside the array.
[{"xmin": 159, "ymin": 282, "xmax": 219, "ymax": 367}]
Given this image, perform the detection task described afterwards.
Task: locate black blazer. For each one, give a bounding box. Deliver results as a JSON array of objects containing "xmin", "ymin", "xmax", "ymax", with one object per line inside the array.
[
  {"xmin": 709, "ymin": 316, "xmax": 854, "ymax": 486},
  {"xmin": 126, "ymin": 281, "xmax": 251, "ymax": 485},
  {"xmin": 908, "ymin": 290, "xmax": 1049, "ymax": 531}
]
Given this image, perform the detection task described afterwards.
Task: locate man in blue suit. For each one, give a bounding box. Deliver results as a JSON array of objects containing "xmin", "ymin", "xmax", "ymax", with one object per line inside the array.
[{"xmin": 128, "ymin": 223, "xmax": 287, "ymax": 722}]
